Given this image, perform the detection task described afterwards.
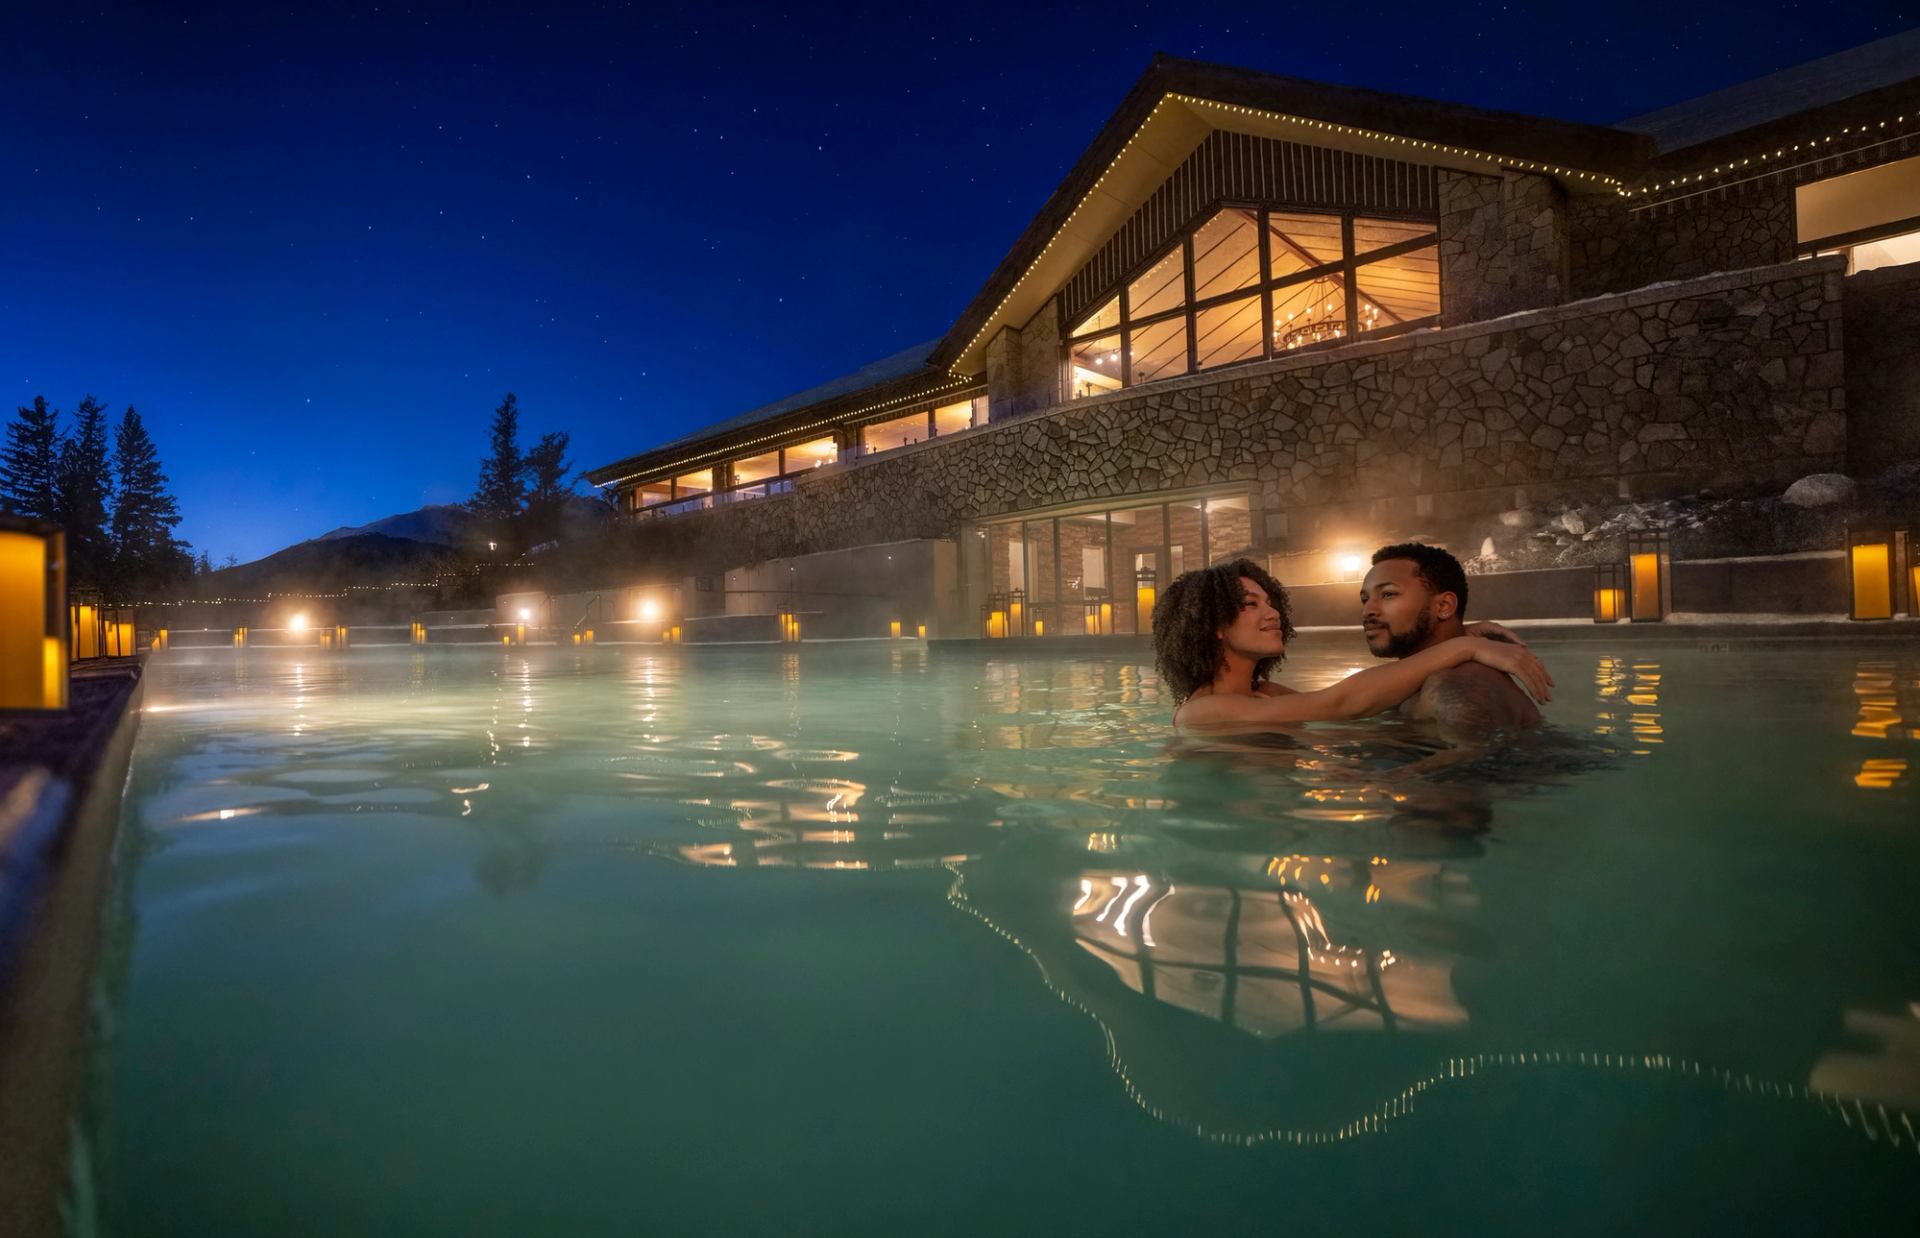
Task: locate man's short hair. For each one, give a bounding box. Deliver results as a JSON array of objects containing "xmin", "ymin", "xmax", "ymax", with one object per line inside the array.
[{"xmin": 1371, "ymin": 542, "xmax": 1469, "ymax": 617}]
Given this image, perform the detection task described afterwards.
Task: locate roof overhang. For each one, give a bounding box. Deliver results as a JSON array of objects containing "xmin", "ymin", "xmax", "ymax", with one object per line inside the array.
[{"xmin": 932, "ymin": 58, "xmax": 1649, "ymax": 375}]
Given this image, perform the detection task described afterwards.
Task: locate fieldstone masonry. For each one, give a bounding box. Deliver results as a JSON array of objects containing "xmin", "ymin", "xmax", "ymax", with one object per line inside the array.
[
  {"xmin": 983, "ymin": 303, "xmax": 1063, "ymax": 421},
  {"xmin": 1438, "ymin": 169, "xmax": 1570, "ymax": 325},
  {"xmin": 609, "ymin": 258, "xmax": 1847, "ymax": 582},
  {"xmin": 1842, "ymin": 262, "xmax": 1920, "ymax": 473},
  {"xmin": 1570, "ymin": 184, "xmax": 1797, "ymax": 300}
]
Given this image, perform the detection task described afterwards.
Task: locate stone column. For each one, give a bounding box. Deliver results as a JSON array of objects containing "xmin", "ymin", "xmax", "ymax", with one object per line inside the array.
[
  {"xmin": 1438, "ymin": 168, "xmax": 1570, "ymax": 326},
  {"xmin": 983, "ymin": 302, "xmax": 1064, "ymax": 421}
]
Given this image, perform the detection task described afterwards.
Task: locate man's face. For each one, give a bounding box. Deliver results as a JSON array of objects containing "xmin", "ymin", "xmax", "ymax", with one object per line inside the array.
[
  {"xmin": 1361, "ymin": 558, "xmax": 1445, "ymax": 657},
  {"xmin": 1219, "ymin": 576, "xmax": 1288, "ymax": 660}
]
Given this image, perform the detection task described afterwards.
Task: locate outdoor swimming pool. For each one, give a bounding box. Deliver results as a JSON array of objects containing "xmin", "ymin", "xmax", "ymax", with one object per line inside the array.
[{"xmin": 83, "ymin": 639, "xmax": 1920, "ymax": 1234}]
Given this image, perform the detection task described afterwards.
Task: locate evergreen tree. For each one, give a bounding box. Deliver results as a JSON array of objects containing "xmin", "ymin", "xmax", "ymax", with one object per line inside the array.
[
  {"xmin": 469, "ymin": 392, "xmax": 526, "ymax": 522},
  {"xmin": 523, "ymin": 430, "xmax": 574, "ymax": 544},
  {"xmin": 55, "ymin": 395, "xmax": 115, "ymax": 587},
  {"xmin": 0, "ymin": 395, "xmax": 63, "ymax": 518},
  {"xmin": 110, "ymin": 406, "xmax": 185, "ymax": 591},
  {"xmin": 195, "ymin": 550, "xmax": 213, "ymax": 576}
]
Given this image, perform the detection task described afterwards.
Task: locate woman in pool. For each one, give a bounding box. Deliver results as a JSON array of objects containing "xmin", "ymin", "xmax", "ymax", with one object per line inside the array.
[{"xmin": 1156, "ymin": 558, "xmax": 1553, "ymax": 732}]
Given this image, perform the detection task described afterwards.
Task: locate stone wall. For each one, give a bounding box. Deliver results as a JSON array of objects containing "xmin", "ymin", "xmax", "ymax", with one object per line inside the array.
[
  {"xmin": 597, "ymin": 259, "xmax": 1846, "ymax": 586},
  {"xmin": 1842, "ymin": 261, "xmax": 1920, "ymax": 474},
  {"xmin": 1570, "ymin": 184, "xmax": 1797, "ymax": 300},
  {"xmin": 984, "ymin": 302, "xmax": 1063, "ymax": 421},
  {"xmin": 1437, "ymin": 169, "xmax": 1569, "ymax": 325}
]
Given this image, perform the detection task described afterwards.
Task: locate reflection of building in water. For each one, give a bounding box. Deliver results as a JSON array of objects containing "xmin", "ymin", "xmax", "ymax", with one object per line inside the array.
[
  {"xmin": 663, "ymin": 780, "xmax": 994, "ymax": 873},
  {"xmin": 1851, "ymin": 658, "xmax": 1916, "ymax": 790},
  {"xmin": 1593, "ymin": 655, "xmax": 1662, "ymax": 756},
  {"xmin": 1069, "ymin": 858, "xmax": 1466, "ymax": 1039}
]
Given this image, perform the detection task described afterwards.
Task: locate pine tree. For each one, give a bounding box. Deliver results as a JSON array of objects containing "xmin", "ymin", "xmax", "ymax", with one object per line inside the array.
[
  {"xmin": 1, "ymin": 395, "xmax": 63, "ymax": 518},
  {"xmin": 111, "ymin": 406, "xmax": 185, "ymax": 592},
  {"xmin": 523, "ymin": 430, "xmax": 574, "ymax": 544},
  {"xmin": 195, "ymin": 550, "xmax": 212, "ymax": 575},
  {"xmin": 470, "ymin": 393, "xmax": 526, "ymax": 522},
  {"xmin": 55, "ymin": 395, "xmax": 115, "ymax": 587}
]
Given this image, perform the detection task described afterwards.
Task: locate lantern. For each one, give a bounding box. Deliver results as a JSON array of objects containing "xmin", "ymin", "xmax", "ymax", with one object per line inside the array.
[
  {"xmin": 1592, "ymin": 563, "xmax": 1628, "ymax": 623},
  {"xmin": 983, "ymin": 592, "xmax": 1009, "ymax": 639},
  {"xmin": 890, "ymin": 619, "xmax": 902, "ymax": 639},
  {"xmin": 1135, "ymin": 567, "xmax": 1158, "ymax": 627},
  {"xmin": 916, "ymin": 623, "xmax": 927, "ymax": 639},
  {"xmin": 69, "ymin": 588, "xmax": 104, "ymax": 661},
  {"xmin": 1007, "ymin": 588, "xmax": 1025, "ymax": 637},
  {"xmin": 1847, "ymin": 525, "xmax": 1908, "ymax": 621},
  {"xmin": 1626, "ymin": 531, "xmax": 1671, "ymax": 622},
  {"xmin": 0, "ymin": 517, "xmax": 68, "ymax": 710}
]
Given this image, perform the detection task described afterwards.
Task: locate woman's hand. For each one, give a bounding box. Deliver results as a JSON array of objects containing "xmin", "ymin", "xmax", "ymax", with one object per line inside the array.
[
  {"xmin": 1463, "ymin": 638, "xmax": 1554, "ymax": 702},
  {"xmin": 1463, "ymin": 620, "xmax": 1527, "ymax": 646}
]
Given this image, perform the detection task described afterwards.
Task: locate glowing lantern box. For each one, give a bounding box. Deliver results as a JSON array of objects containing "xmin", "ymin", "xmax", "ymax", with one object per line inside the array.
[
  {"xmin": 103, "ymin": 610, "xmax": 137, "ymax": 657},
  {"xmin": 69, "ymin": 589, "xmax": 105, "ymax": 661},
  {"xmin": 1592, "ymin": 563, "xmax": 1629, "ymax": 623},
  {"xmin": 1135, "ymin": 567, "xmax": 1158, "ymax": 627},
  {"xmin": 0, "ymin": 517, "xmax": 69, "ymax": 710},
  {"xmin": 1007, "ymin": 588, "xmax": 1026, "ymax": 637},
  {"xmin": 1847, "ymin": 525, "xmax": 1910, "ymax": 620},
  {"xmin": 981, "ymin": 592, "xmax": 1009, "ymax": 639},
  {"xmin": 1626, "ymin": 531, "xmax": 1672, "ymax": 622}
]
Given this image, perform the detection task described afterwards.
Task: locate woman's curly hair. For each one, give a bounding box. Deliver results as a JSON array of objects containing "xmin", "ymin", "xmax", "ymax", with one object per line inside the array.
[{"xmin": 1151, "ymin": 558, "xmax": 1295, "ymax": 705}]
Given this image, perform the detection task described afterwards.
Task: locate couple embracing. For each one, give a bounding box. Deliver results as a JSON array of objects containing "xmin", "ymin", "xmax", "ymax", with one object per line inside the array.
[{"xmin": 1158, "ymin": 543, "xmax": 1551, "ymax": 738}]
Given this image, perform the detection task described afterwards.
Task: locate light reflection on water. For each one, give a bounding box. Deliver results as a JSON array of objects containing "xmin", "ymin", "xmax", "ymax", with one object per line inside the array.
[{"xmin": 91, "ymin": 641, "xmax": 1920, "ymax": 1234}]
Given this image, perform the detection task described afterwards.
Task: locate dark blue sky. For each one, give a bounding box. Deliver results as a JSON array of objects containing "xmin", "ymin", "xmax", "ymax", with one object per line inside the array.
[{"xmin": 2, "ymin": 1, "xmax": 1911, "ymax": 562}]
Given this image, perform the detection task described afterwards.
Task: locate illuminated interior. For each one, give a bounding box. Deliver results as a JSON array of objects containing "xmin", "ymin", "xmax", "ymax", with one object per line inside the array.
[{"xmin": 1068, "ymin": 206, "xmax": 1439, "ymax": 397}]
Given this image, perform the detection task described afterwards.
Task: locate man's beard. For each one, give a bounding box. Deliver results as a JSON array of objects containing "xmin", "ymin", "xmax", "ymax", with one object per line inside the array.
[{"xmin": 1370, "ymin": 604, "xmax": 1434, "ymax": 658}]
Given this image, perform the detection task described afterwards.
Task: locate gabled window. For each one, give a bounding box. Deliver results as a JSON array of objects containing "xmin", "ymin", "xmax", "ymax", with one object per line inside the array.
[{"xmin": 1066, "ymin": 206, "xmax": 1440, "ymax": 399}]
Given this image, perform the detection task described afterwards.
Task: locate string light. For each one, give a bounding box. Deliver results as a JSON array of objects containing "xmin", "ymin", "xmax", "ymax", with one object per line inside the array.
[
  {"xmin": 1622, "ymin": 112, "xmax": 1915, "ymax": 200},
  {"xmin": 593, "ymin": 376, "xmax": 980, "ymax": 492}
]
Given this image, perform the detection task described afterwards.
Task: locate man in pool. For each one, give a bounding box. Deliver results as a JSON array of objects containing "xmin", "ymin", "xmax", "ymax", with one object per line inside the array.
[
  {"xmin": 1360, "ymin": 542, "xmax": 1543, "ymax": 740},
  {"xmin": 1157, "ymin": 558, "xmax": 1551, "ymax": 733}
]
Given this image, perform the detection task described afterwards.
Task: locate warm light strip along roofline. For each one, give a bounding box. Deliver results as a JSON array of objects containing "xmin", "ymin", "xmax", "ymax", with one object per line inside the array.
[
  {"xmin": 1623, "ymin": 112, "xmax": 1917, "ymax": 200},
  {"xmin": 594, "ymin": 376, "xmax": 978, "ymax": 490},
  {"xmin": 948, "ymin": 92, "xmax": 1623, "ymax": 372}
]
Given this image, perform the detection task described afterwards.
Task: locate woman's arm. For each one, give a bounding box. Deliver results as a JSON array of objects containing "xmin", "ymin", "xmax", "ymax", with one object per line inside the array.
[{"xmin": 1179, "ymin": 637, "xmax": 1552, "ymax": 728}]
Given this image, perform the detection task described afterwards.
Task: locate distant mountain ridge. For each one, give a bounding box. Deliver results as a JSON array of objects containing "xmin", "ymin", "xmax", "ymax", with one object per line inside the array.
[{"xmin": 315, "ymin": 503, "xmax": 477, "ymax": 547}]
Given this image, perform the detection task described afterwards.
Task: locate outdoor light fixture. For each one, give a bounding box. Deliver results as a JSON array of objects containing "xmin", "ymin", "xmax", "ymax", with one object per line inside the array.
[
  {"xmin": 518, "ymin": 608, "xmax": 532, "ymax": 623},
  {"xmin": 0, "ymin": 516, "xmax": 68, "ymax": 710},
  {"xmin": 916, "ymin": 623, "xmax": 927, "ymax": 639},
  {"xmin": 289, "ymin": 613, "xmax": 310, "ymax": 633},
  {"xmin": 335, "ymin": 624, "xmax": 349, "ymax": 650},
  {"xmin": 639, "ymin": 598, "xmax": 661, "ymax": 623},
  {"xmin": 1847, "ymin": 525, "xmax": 1909, "ymax": 620},
  {"xmin": 69, "ymin": 589, "xmax": 104, "ymax": 661},
  {"xmin": 1135, "ymin": 568, "xmax": 1158, "ymax": 626},
  {"xmin": 1007, "ymin": 588, "xmax": 1026, "ymax": 637},
  {"xmin": 983, "ymin": 592, "xmax": 1009, "ymax": 639},
  {"xmin": 1626, "ymin": 531, "xmax": 1672, "ymax": 622},
  {"xmin": 1034, "ymin": 618, "xmax": 1045, "ymax": 637},
  {"xmin": 233, "ymin": 626, "xmax": 249, "ymax": 648},
  {"xmin": 103, "ymin": 611, "xmax": 136, "ymax": 657},
  {"xmin": 411, "ymin": 621, "xmax": 428, "ymax": 645},
  {"xmin": 778, "ymin": 611, "xmax": 799, "ymax": 643},
  {"xmin": 1592, "ymin": 563, "xmax": 1628, "ymax": 623},
  {"xmin": 1335, "ymin": 552, "xmax": 1369, "ymax": 580}
]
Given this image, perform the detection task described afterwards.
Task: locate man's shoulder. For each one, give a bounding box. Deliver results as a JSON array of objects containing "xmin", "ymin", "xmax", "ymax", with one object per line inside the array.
[{"xmin": 1422, "ymin": 660, "xmax": 1542, "ymax": 734}]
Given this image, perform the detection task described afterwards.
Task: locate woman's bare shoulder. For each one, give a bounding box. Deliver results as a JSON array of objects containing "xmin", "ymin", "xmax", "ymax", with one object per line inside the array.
[{"xmin": 1256, "ymin": 681, "xmax": 1298, "ymax": 697}]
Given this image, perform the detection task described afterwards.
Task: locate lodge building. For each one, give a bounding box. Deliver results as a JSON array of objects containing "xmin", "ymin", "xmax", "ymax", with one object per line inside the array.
[{"xmin": 584, "ymin": 32, "xmax": 1920, "ymax": 639}]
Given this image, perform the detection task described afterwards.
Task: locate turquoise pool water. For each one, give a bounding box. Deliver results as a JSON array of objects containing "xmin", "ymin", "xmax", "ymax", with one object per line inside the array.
[{"xmin": 87, "ymin": 639, "xmax": 1920, "ymax": 1234}]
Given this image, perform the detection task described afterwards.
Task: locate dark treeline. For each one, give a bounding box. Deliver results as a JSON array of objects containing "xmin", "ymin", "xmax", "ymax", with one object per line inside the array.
[
  {"xmin": 0, "ymin": 394, "xmax": 196, "ymax": 597},
  {"xmin": 468, "ymin": 391, "xmax": 582, "ymax": 551}
]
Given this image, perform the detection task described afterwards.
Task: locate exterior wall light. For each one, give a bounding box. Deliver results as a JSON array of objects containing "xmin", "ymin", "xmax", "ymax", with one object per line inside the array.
[
  {"xmin": 1592, "ymin": 563, "xmax": 1629, "ymax": 623},
  {"xmin": 1847, "ymin": 525, "xmax": 1909, "ymax": 620},
  {"xmin": 0, "ymin": 517, "xmax": 69, "ymax": 710},
  {"xmin": 1626, "ymin": 531, "xmax": 1672, "ymax": 622}
]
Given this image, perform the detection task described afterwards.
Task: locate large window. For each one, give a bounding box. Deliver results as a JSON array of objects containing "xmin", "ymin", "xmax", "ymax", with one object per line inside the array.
[
  {"xmin": 963, "ymin": 490, "xmax": 1253, "ymax": 637},
  {"xmin": 858, "ymin": 395, "xmax": 989, "ymax": 457},
  {"xmin": 1066, "ymin": 206, "xmax": 1440, "ymax": 399}
]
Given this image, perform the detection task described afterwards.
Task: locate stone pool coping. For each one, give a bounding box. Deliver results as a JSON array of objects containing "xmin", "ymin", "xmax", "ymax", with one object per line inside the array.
[{"xmin": 0, "ymin": 659, "xmax": 145, "ymax": 1238}]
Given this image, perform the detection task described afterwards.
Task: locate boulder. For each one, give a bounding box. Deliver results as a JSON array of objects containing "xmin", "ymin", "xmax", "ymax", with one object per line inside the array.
[{"xmin": 1781, "ymin": 473, "xmax": 1857, "ymax": 508}]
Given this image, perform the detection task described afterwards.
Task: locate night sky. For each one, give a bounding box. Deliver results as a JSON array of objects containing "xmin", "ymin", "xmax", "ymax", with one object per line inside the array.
[{"xmin": 2, "ymin": 1, "xmax": 1911, "ymax": 563}]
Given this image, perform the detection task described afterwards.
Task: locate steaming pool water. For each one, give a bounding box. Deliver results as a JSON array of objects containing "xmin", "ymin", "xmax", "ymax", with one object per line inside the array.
[{"xmin": 83, "ymin": 639, "xmax": 1920, "ymax": 1234}]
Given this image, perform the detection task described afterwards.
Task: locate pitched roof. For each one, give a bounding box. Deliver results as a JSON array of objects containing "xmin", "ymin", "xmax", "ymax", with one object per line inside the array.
[
  {"xmin": 1618, "ymin": 27, "xmax": 1920, "ymax": 153},
  {"xmin": 583, "ymin": 339, "xmax": 950, "ymax": 486}
]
